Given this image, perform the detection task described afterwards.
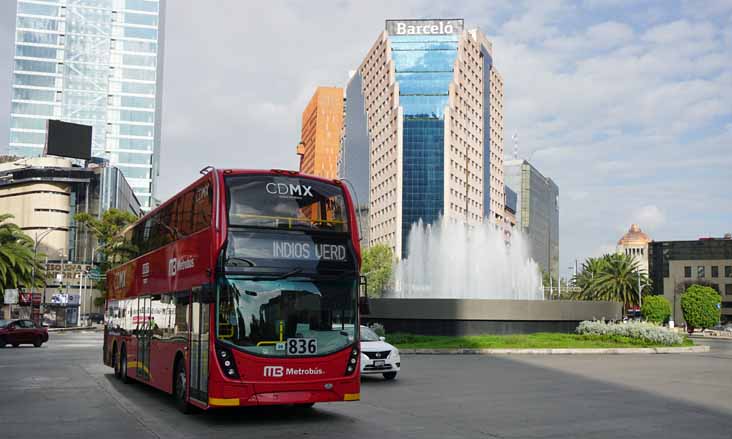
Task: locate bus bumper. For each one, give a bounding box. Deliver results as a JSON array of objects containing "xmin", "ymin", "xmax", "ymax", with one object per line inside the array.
[{"xmin": 207, "ymin": 377, "xmax": 360, "ymax": 407}]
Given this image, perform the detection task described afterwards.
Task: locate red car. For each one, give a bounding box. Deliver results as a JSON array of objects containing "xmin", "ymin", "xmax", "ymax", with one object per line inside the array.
[{"xmin": 0, "ymin": 319, "xmax": 49, "ymax": 348}]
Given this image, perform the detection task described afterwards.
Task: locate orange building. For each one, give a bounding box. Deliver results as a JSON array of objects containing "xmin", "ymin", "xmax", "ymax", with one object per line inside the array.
[{"xmin": 296, "ymin": 87, "xmax": 344, "ymax": 179}]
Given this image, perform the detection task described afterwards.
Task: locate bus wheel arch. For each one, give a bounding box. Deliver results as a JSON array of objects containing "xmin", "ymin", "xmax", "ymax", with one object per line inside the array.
[
  {"xmin": 173, "ymin": 352, "xmax": 193, "ymax": 413},
  {"xmin": 172, "ymin": 351, "xmax": 185, "ymax": 394},
  {"xmin": 119, "ymin": 343, "xmax": 130, "ymax": 384}
]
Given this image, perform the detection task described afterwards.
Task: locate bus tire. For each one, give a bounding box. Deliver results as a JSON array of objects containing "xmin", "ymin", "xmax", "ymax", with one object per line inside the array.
[
  {"xmin": 174, "ymin": 359, "xmax": 193, "ymax": 414},
  {"xmin": 119, "ymin": 345, "xmax": 131, "ymax": 384},
  {"xmin": 112, "ymin": 343, "xmax": 120, "ymax": 378}
]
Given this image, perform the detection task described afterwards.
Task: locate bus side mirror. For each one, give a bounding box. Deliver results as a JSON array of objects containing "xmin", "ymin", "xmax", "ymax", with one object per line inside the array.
[{"xmin": 359, "ymin": 296, "xmax": 371, "ymax": 315}]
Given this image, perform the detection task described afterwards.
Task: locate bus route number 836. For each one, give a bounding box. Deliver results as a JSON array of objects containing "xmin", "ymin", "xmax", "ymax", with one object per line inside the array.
[{"xmin": 287, "ymin": 338, "xmax": 317, "ymax": 355}]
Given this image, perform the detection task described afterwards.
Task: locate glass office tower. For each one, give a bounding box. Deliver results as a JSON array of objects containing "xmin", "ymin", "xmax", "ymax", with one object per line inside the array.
[
  {"xmin": 9, "ymin": 0, "xmax": 165, "ymax": 210},
  {"xmin": 340, "ymin": 19, "xmax": 506, "ymax": 257}
]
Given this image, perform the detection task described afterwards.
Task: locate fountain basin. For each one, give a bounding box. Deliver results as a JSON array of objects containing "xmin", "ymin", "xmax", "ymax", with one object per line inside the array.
[{"xmin": 362, "ymin": 298, "xmax": 622, "ymax": 336}]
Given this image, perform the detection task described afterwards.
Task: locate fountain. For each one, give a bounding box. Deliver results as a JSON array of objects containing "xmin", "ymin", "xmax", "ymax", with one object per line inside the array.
[
  {"xmin": 392, "ymin": 217, "xmax": 543, "ymax": 300},
  {"xmin": 363, "ymin": 218, "xmax": 622, "ymax": 335}
]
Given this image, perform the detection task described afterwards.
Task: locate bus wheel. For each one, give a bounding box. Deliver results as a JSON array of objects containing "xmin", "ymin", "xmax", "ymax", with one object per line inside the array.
[
  {"xmin": 119, "ymin": 346, "xmax": 131, "ymax": 384},
  {"xmin": 112, "ymin": 344, "xmax": 120, "ymax": 378},
  {"xmin": 174, "ymin": 360, "xmax": 193, "ymax": 414}
]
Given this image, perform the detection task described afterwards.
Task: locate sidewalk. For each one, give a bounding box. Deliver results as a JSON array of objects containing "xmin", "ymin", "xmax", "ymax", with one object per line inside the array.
[
  {"xmin": 48, "ymin": 325, "xmax": 103, "ymax": 333},
  {"xmin": 400, "ymin": 346, "xmax": 710, "ymax": 355}
]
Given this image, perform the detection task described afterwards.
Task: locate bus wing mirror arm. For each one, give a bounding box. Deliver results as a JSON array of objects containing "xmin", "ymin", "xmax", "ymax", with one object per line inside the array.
[{"xmin": 359, "ymin": 275, "xmax": 370, "ymax": 315}]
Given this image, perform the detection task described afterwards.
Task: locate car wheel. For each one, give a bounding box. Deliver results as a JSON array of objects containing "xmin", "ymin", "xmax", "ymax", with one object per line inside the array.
[
  {"xmin": 119, "ymin": 346, "xmax": 130, "ymax": 384},
  {"xmin": 33, "ymin": 336, "xmax": 43, "ymax": 348},
  {"xmin": 0, "ymin": 336, "xmax": 6, "ymax": 348},
  {"xmin": 383, "ymin": 372, "xmax": 397, "ymax": 380},
  {"xmin": 173, "ymin": 359, "xmax": 193, "ymax": 414}
]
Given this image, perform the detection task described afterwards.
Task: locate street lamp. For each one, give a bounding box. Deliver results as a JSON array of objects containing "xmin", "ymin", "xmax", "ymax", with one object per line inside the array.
[{"xmin": 30, "ymin": 228, "xmax": 62, "ymax": 324}]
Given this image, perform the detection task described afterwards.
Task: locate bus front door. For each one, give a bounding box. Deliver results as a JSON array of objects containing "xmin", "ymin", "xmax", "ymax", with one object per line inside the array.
[
  {"xmin": 137, "ymin": 296, "xmax": 151, "ymax": 381},
  {"xmin": 189, "ymin": 287, "xmax": 210, "ymax": 404}
]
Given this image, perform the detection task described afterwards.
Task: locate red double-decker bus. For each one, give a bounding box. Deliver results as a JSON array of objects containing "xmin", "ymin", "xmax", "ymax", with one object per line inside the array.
[{"xmin": 103, "ymin": 169, "xmax": 363, "ymax": 412}]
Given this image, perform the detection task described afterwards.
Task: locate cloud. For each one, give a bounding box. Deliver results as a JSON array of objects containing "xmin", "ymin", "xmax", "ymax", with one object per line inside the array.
[{"xmin": 633, "ymin": 205, "xmax": 666, "ymax": 231}]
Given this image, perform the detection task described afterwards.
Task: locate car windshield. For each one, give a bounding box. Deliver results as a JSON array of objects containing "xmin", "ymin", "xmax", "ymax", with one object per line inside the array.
[
  {"xmin": 360, "ymin": 326, "xmax": 381, "ymax": 342},
  {"xmin": 0, "ymin": 320, "xmax": 10, "ymax": 328},
  {"xmin": 216, "ymin": 275, "xmax": 358, "ymax": 357}
]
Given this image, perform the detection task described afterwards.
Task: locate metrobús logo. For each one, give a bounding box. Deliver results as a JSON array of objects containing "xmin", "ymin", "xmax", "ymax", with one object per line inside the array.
[
  {"xmin": 168, "ymin": 256, "xmax": 195, "ymax": 276},
  {"xmin": 263, "ymin": 366, "xmax": 324, "ymax": 377},
  {"xmin": 265, "ymin": 182, "xmax": 313, "ymax": 198}
]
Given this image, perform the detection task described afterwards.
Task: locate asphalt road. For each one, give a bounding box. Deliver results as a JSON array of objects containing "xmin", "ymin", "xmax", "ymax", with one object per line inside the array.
[{"xmin": 1, "ymin": 332, "xmax": 731, "ymax": 439}]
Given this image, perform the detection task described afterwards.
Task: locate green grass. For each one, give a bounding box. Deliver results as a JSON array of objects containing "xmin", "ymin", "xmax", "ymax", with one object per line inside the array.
[{"xmin": 387, "ymin": 332, "xmax": 693, "ymax": 349}]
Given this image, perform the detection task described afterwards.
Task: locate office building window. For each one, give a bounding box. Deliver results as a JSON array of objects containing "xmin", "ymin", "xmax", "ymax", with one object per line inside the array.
[
  {"xmin": 711, "ymin": 284, "xmax": 719, "ymax": 293},
  {"xmin": 725, "ymin": 266, "xmax": 732, "ymax": 278},
  {"xmin": 684, "ymin": 266, "xmax": 691, "ymax": 278},
  {"xmin": 726, "ymin": 284, "xmax": 732, "ymax": 296},
  {"xmin": 711, "ymin": 266, "xmax": 719, "ymax": 278},
  {"xmin": 697, "ymin": 266, "xmax": 705, "ymax": 278}
]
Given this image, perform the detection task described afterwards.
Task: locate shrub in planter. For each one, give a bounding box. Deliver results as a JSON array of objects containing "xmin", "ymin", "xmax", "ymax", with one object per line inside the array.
[
  {"xmin": 680, "ymin": 285, "xmax": 720, "ymax": 333},
  {"xmin": 641, "ymin": 295, "xmax": 671, "ymax": 324},
  {"xmin": 576, "ymin": 320, "xmax": 684, "ymax": 345}
]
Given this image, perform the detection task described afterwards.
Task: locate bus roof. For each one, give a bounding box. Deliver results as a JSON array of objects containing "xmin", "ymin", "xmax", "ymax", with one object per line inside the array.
[{"xmin": 123, "ymin": 169, "xmax": 345, "ymax": 232}]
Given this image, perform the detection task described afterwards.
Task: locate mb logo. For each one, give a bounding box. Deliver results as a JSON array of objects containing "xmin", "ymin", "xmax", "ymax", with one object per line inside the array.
[{"xmin": 263, "ymin": 366, "xmax": 284, "ymax": 377}]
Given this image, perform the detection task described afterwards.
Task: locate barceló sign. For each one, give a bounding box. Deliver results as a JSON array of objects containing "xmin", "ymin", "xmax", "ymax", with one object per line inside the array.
[{"xmin": 386, "ymin": 19, "xmax": 464, "ymax": 36}]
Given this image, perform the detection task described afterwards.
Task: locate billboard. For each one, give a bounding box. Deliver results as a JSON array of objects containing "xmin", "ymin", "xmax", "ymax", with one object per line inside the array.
[
  {"xmin": 386, "ymin": 19, "xmax": 464, "ymax": 36},
  {"xmin": 44, "ymin": 120, "xmax": 92, "ymax": 160}
]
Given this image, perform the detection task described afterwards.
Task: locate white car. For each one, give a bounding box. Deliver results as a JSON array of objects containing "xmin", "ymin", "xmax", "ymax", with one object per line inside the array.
[{"xmin": 359, "ymin": 325, "xmax": 400, "ymax": 380}]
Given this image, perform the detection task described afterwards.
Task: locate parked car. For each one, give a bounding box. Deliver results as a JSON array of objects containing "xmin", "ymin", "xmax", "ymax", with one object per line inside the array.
[
  {"xmin": 360, "ymin": 325, "xmax": 400, "ymax": 380},
  {"xmin": 0, "ymin": 319, "xmax": 49, "ymax": 348},
  {"xmin": 81, "ymin": 313, "xmax": 104, "ymax": 324}
]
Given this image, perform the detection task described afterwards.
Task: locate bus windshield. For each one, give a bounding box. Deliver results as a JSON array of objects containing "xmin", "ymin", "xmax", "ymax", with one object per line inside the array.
[
  {"xmin": 225, "ymin": 175, "xmax": 349, "ymax": 233},
  {"xmin": 216, "ymin": 276, "xmax": 358, "ymax": 357}
]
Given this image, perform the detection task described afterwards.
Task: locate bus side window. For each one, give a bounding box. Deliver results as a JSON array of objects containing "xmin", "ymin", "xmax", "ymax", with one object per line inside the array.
[{"xmin": 174, "ymin": 291, "xmax": 190, "ymax": 341}]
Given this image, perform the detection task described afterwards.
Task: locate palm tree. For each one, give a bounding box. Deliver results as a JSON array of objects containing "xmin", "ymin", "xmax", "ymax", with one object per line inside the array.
[
  {"xmin": 571, "ymin": 253, "xmax": 649, "ymax": 307},
  {"xmin": 0, "ymin": 214, "xmax": 45, "ymax": 296}
]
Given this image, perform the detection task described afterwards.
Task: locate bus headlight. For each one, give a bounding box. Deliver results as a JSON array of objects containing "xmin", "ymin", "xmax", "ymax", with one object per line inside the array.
[
  {"xmin": 216, "ymin": 346, "xmax": 240, "ymax": 379},
  {"xmin": 345, "ymin": 346, "xmax": 359, "ymax": 375}
]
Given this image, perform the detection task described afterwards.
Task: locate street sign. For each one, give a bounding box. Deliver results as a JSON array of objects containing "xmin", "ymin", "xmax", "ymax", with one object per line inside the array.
[{"xmin": 3, "ymin": 289, "xmax": 18, "ymax": 305}]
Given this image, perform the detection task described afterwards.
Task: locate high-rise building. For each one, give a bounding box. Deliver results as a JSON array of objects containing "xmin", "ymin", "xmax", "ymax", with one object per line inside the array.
[
  {"xmin": 296, "ymin": 87, "xmax": 344, "ymax": 179},
  {"xmin": 504, "ymin": 159, "xmax": 559, "ymax": 280},
  {"xmin": 339, "ymin": 19, "xmax": 506, "ymax": 257},
  {"xmin": 8, "ymin": 0, "xmax": 166, "ymax": 210}
]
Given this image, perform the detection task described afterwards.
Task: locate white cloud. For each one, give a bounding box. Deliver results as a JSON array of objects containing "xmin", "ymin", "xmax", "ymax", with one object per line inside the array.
[{"xmin": 633, "ymin": 205, "xmax": 666, "ymax": 231}]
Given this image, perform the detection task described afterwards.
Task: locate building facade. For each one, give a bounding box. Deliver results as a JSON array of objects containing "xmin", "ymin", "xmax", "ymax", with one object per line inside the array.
[
  {"xmin": 617, "ymin": 224, "xmax": 651, "ymax": 273},
  {"xmin": 8, "ymin": 0, "xmax": 166, "ymax": 210},
  {"xmin": 296, "ymin": 87, "xmax": 343, "ymax": 179},
  {"xmin": 0, "ymin": 156, "xmax": 141, "ymax": 322},
  {"xmin": 504, "ymin": 159, "xmax": 559, "ymax": 281},
  {"xmin": 339, "ymin": 19, "xmax": 505, "ymax": 257},
  {"xmin": 648, "ymin": 237, "xmax": 732, "ymax": 324}
]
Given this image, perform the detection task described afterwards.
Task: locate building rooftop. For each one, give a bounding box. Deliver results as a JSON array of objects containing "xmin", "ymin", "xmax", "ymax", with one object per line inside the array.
[{"xmin": 618, "ymin": 224, "xmax": 652, "ymax": 246}]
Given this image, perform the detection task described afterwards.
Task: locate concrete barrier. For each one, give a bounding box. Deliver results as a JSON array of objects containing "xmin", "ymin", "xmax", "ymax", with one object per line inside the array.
[{"xmin": 362, "ymin": 298, "xmax": 623, "ymax": 335}]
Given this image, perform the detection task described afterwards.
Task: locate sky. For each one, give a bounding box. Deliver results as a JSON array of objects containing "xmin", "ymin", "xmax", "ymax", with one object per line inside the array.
[{"xmin": 1, "ymin": 0, "xmax": 730, "ymax": 279}]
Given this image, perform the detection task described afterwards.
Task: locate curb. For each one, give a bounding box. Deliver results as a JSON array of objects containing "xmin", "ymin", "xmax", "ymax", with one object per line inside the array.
[{"xmin": 399, "ymin": 346, "xmax": 710, "ymax": 355}]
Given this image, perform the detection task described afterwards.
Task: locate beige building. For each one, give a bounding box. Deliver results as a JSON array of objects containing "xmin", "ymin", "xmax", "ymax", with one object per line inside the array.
[
  {"xmin": 340, "ymin": 19, "xmax": 505, "ymax": 257},
  {"xmin": 0, "ymin": 156, "xmax": 140, "ymax": 323},
  {"xmin": 648, "ymin": 237, "xmax": 732, "ymax": 325},
  {"xmin": 617, "ymin": 224, "xmax": 652, "ymax": 273}
]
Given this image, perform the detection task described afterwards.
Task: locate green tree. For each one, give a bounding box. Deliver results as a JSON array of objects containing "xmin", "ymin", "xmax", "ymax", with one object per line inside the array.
[
  {"xmin": 680, "ymin": 284, "xmax": 720, "ymax": 332},
  {"xmin": 361, "ymin": 244, "xmax": 394, "ymax": 298},
  {"xmin": 570, "ymin": 253, "xmax": 649, "ymax": 308},
  {"xmin": 0, "ymin": 214, "xmax": 45, "ymax": 301},
  {"xmin": 641, "ymin": 295, "xmax": 671, "ymax": 324},
  {"xmin": 75, "ymin": 209, "xmax": 138, "ymax": 298}
]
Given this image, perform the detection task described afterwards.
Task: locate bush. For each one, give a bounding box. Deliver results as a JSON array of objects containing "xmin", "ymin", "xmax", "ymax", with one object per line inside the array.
[
  {"xmin": 641, "ymin": 295, "xmax": 671, "ymax": 324},
  {"xmin": 680, "ymin": 285, "xmax": 720, "ymax": 332},
  {"xmin": 576, "ymin": 320, "xmax": 684, "ymax": 345}
]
